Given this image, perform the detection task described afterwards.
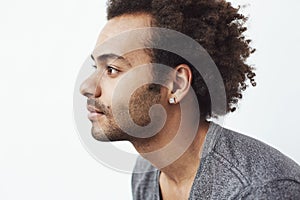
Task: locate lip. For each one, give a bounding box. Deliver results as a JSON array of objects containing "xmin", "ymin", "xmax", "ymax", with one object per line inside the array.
[
  {"xmin": 87, "ymin": 105, "xmax": 105, "ymax": 121},
  {"xmin": 88, "ymin": 112, "xmax": 104, "ymax": 121}
]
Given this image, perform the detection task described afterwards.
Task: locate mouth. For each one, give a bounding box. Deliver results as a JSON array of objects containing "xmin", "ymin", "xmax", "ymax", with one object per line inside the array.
[{"xmin": 87, "ymin": 105, "xmax": 105, "ymax": 121}]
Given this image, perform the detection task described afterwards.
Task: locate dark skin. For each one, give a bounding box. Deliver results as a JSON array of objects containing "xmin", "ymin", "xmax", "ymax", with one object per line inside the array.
[
  {"xmin": 107, "ymin": 0, "xmax": 257, "ymax": 119},
  {"xmin": 86, "ymin": 0, "xmax": 258, "ymax": 198},
  {"xmin": 80, "ymin": 13, "xmax": 211, "ymax": 199}
]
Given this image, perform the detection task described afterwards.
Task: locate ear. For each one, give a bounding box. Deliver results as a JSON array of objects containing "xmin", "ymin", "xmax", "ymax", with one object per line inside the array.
[{"xmin": 168, "ymin": 64, "xmax": 192, "ymax": 104}]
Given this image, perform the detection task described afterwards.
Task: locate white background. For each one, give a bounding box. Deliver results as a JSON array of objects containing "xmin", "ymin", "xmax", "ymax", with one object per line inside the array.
[{"xmin": 0, "ymin": 0, "xmax": 299, "ymax": 199}]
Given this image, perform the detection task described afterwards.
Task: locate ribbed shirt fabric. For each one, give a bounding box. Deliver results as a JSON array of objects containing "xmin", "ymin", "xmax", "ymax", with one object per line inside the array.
[{"xmin": 132, "ymin": 121, "xmax": 300, "ymax": 199}]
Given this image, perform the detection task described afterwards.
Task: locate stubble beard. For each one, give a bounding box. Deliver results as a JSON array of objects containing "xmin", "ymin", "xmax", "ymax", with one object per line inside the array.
[
  {"xmin": 91, "ymin": 84, "xmax": 162, "ymax": 142},
  {"xmin": 91, "ymin": 119, "xmax": 129, "ymax": 142}
]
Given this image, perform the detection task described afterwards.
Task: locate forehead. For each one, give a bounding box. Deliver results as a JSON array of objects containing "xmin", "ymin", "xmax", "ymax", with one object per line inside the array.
[
  {"xmin": 95, "ymin": 13, "xmax": 153, "ymax": 47},
  {"xmin": 92, "ymin": 13, "xmax": 154, "ymax": 67}
]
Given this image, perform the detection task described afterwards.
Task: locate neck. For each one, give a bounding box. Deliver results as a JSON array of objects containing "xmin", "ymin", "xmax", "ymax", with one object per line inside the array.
[
  {"xmin": 131, "ymin": 116, "xmax": 210, "ymax": 184},
  {"xmin": 160, "ymin": 120, "xmax": 209, "ymax": 184}
]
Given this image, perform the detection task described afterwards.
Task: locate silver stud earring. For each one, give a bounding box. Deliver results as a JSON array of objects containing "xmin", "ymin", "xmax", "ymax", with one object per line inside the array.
[{"xmin": 168, "ymin": 97, "xmax": 176, "ymax": 104}]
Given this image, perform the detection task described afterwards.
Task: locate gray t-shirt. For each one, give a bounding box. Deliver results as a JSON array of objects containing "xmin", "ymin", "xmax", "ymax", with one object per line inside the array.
[{"xmin": 131, "ymin": 121, "xmax": 300, "ymax": 199}]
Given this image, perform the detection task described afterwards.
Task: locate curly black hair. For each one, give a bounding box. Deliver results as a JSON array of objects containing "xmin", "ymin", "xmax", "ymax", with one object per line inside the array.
[{"xmin": 106, "ymin": 0, "xmax": 257, "ymax": 119}]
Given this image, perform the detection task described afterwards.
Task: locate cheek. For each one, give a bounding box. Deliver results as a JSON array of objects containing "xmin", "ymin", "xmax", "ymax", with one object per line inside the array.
[
  {"xmin": 128, "ymin": 85, "xmax": 162, "ymax": 126},
  {"xmin": 100, "ymin": 78, "xmax": 119, "ymax": 104}
]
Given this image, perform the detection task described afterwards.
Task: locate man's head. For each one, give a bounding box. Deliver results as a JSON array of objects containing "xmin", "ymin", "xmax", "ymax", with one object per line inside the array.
[
  {"xmin": 80, "ymin": 0, "xmax": 256, "ymax": 142},
  {"xmin": 80, "ymin": 14, "xmax": 162, "ymax": 141},
  {"xmin": 106, "ymin": 0, "xmax": 257, "ymax": 115}
]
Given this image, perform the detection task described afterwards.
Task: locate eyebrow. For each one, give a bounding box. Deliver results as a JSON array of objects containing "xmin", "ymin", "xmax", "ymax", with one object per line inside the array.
[{"xmin": 91, "ymin": 53, "xmax": 131, "ymax": 67}]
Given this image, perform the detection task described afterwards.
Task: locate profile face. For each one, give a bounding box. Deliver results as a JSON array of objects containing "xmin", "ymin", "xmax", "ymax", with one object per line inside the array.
[{"xmin": 80, "ymin": 14, "xmax": 170, "ymax": 142}]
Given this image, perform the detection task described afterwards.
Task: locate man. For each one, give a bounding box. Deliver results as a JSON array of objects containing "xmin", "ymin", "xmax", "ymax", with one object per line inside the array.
[{"xmin": 80, "ymin": 0, "xmax": 300, "ymax": 199}]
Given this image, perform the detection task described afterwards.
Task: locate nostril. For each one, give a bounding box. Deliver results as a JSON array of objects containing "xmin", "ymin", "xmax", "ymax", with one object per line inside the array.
[
  {"xmin": 79, "ymin": 82, "xmax": 89, "ymax": 97},
  {"xmin": 80, "ymin": 77, "xmax": 96, "ymax": 97},
  {"xmin": 79, "ymin": 73, "xmax": 101, "ymax": 98}
]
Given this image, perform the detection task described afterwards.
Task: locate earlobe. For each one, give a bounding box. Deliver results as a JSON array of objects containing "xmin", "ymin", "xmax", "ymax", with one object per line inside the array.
[
  {"xmin": 168, "ymin": 97, "xmax": 177, "ymax": 104},
  {"xmin": 168, "ymin": 64, "xmax": 192, "ymax": 104}
]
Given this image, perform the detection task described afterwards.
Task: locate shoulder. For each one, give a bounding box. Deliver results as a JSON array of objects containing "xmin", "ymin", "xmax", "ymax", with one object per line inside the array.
[
  {"xmin": 211, "ymin": 123, "xmax": 300, "ymax": 187},
  {"xmin": 238, "ymin": 179, "xmax": 300, "ymax": 199}
]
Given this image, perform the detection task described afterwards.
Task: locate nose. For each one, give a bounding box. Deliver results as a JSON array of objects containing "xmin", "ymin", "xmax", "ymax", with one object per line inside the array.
[{"xmin": 80, "ymin": 72, "xmax": 102, "ymax": 98}]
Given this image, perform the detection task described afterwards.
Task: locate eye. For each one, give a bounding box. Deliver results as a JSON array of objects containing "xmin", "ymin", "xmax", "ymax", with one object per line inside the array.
[{"xmin": 106, "ymin": 65, "xmax": 120, "ymax": 75}]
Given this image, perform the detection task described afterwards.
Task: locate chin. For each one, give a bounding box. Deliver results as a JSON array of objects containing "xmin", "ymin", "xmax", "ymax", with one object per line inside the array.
[
  {"xmin": 91, "ymin": 132, "xmax": 111, "ymax": 141},
  {"xmin": 91, "ymin": 126, "xmax": 129, "ymax": 142}
]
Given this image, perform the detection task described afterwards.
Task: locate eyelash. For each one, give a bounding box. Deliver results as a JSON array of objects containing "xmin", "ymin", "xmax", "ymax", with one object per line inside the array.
[
  {"xmin": 106, "ymin": 65, "xmax": 120, "ymax": 75},
  {"xmin": 92, "ymin": 65, "xmax": 120, "ymax": 76}
]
